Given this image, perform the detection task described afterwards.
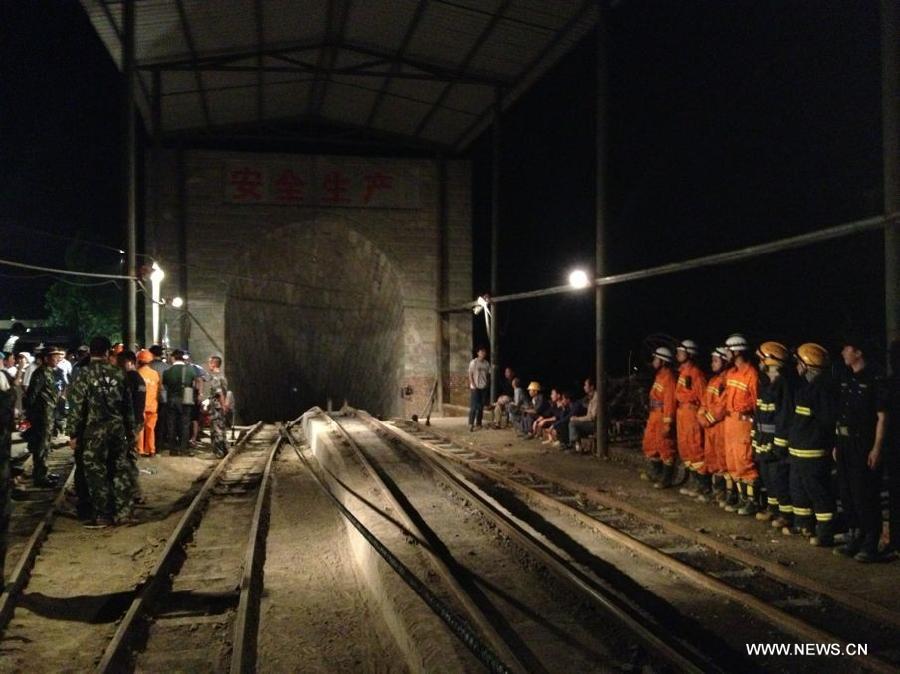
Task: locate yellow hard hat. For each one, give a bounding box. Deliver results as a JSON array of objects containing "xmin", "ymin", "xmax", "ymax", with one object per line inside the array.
[
  {"xmin": 527, "ymin": 381, "xmax": 541, "ymax": 392},
  {"xmin": 795, "ymin": 343, "xmax": 829, "ymax": 369},
  {"xmin": 756, "ymin": 341, "xmax": 789, "ymax": 367}
]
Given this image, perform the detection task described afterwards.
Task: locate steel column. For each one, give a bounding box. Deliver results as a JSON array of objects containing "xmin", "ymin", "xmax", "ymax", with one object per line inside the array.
[
  {"xmin": 123, "ymin": 0, "xmax": 137, "ymax": 348},
  {"xmin": 436, "ymin": 156, "xmax": 448, "ymax": 413},
  {"xmin": 595, "ymin": 4, "xmax": 608, "ymax": 456},
  {"xmin": 883, "ymin": 0, "xmax": 900, "ymax": 346},
  {"xmin": 489, "ymin": 88, "xmax": 501, "ymax": 404}
]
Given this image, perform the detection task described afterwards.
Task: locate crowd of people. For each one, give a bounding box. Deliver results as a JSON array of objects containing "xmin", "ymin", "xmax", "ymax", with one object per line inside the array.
[
  {"xmin": 469, "ymin": 332, "xmax": 900, "ymax": 563},
  {"xmin": 0, "ymin": 333, "xmax": 231, "ymax": 531}
]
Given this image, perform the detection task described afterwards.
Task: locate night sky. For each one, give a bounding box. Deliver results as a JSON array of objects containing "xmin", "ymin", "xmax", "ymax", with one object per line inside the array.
[{"xmin": 2, "ymin": 1, "xmax": 887, "ymax": 390}]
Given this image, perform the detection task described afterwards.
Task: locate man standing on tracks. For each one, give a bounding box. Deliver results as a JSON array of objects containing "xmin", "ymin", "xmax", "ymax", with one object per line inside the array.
[
  {"xmin": 0, "ymin": 361, "xmax": 15, "ymax": 584},
  {"xmin": 750, "ymin": 341, "xmax": 793, "ymax": 521},
  {"xmin": 204, "ymin": 355, "xmax": 230, "ymax": 458},
  {"xmin": 24, "ymin": 347, "xmax": 64, "ymax": 488},
  {"xmin": 136, "ymin": 349, "xmax": 161, "ymax": 457},
  {"xmin": 641, "ymin": 347, "xmax": 677, "ymax": 488},
  {"xmin": 721, "ymin": 334, "xmax": 759, "ymax": 515},
  {"xmin": 834, "ymin": 336, "xmax": 888, "ymax": 562},
  {"xmin": 67, "ymin": 336, "xmax": 136, "ymax": 527},
  {"xmin": 696, "ymin": 346, "xmax": 731, "ymax": 503},
  {"xmin": 675, "ymin": 340, "xmax": 707, "ymax": 497},
  {"xmin": 785, "ymin": 343, "xmax": 836, "ymax": 546},
  {"xmin": 467, "ymin": 346, "xmax": 491, "ymax": 432}
]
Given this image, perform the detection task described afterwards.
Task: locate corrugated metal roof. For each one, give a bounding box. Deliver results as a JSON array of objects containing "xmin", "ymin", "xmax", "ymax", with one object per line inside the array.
[{"xmin": 80, "ymin": 0, "xmax": 597, "ymax": 151}]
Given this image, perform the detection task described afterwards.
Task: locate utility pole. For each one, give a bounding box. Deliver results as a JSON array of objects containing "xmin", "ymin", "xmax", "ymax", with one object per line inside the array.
[{"xmin": 123, "ymin": 0, "xmax": 138, "ymax": 347}]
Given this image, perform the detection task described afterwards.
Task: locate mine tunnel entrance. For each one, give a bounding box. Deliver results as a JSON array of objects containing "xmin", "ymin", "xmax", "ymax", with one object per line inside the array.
[{"xmin": 225, "ymin": 221, "xmax": 405, "ymax": 422}]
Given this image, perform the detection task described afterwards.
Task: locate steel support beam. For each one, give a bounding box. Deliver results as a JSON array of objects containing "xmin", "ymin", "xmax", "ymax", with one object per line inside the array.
[
  {"xmin": 883, "ymin": 0, "xmax": 900, "ymax": 347},
  {"xmin": 414, "ymin": 0, "xmax": 513, "ymax": 139},
  {"xmin": 365, "ymin": 0, "xmax": 430, "ymax": 128},
  {"xmin": 123, "ymin": 0, "xmax": 137, "ymax": 348},
  {"xmin": 452, "ymin": 0, "xmax": 595, "ymax": 152},
  {"xmin": 436, "ymin": 156, "xmax": 449, "ymax": 414},
  {"xmin": 150, "ymin": 67, "xmax": 162, "ymax": 261},
  {"xmin": 594, "ymin": 3, "xmax": 608, "ymax": 457},
  {"xmin": 489, "ymin": 87, "xmax": 501, "ymax": 404},
  {"xmin": 174, "ymin": 0, "xmax": 211, "ymax": 128},
  {"xmin": 254, "ymin": 0, "xmax": 265, "ymax": 124}
]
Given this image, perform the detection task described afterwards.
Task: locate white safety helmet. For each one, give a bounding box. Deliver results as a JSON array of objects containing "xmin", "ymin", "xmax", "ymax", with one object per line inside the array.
[
  {"xmin": 712, "ymin": 346, "xmax": 733, "ymax": 362},
  {"xmin": 677, "ymin": 339, "xmax": 699, "ymax": 356},
  {"xmin": 725, "ymin": 333, "xmax": 748, "ymax": 353},
  {"xmin": 652, "ymin": 346, "xmax": 674, "ymax": 363}
]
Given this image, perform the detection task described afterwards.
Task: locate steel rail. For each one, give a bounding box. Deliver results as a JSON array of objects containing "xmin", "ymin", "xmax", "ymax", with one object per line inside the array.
[
  {"xmin": 229, "ymin": 424, "xmax": 281, "ymax": 674},
  {"xmin": 0, "ymin": 454, "xmax": 76, "ymax": 632},
  {"xmin": 459, "ymin": 439, "xmax": 900, "ymax": 634},
  {"xmin": 280, "ymin": 420, "xmax": 513, "ymax": 674},
  {"xmin": 357, "ymin": 412, "xmax": 715, "ymax": 674},
  {"xmin": 387, "ymin": 423, "xmax": 900, "ymax": 674},
  {"xmin": 326, "ymin": 414, "xmax": 530, "ymax": 674},
  {"xmin": 95, "ymin": 421, "xmax": 265, "ymax": 674}
]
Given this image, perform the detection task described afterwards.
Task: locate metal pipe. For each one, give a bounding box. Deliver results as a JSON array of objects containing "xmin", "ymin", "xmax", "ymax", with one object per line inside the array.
[
  {"xmin": 595, "ymin": 10, "xmax": 609, "ymax": 457},
  {"xmin": 883, "ymin": 0, "xmax": 900, "ymax": 345},
  {"xmin": 123, "ymin": 0, "xmax": 137, "ymax": 348},
  {"xmin": 440, "ymin": 214, "xmax": 894, "ymax": 313},
  {"xmin": 489, "ymin": 87, "xmax": 502, "ymax": 404}
]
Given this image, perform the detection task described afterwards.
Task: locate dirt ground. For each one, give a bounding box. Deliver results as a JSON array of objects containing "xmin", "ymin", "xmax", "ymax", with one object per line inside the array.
[
  {"xmin": 427, "ymin": 418, "xmax": 900, "ymax": 614},
  {"xmin": 0, "ymin": 449, "xmax": 216, "ymax": 673}
]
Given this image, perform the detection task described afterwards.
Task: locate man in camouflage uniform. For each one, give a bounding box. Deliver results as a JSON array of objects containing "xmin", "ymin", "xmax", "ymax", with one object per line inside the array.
[
  {"xmin": 24, "ymin": 347, "xmax": 64, "ymax": 487},
  {"xmin": 67, "ymin": 337, "xmax": 135, "ymax": 527},
  {"xmin": 0, "ymin": 364, "xmax": 15, "ymax": 585},
  {"xmin": 204, "ymin": 356, "xmax": 229, "ymax": 458}
]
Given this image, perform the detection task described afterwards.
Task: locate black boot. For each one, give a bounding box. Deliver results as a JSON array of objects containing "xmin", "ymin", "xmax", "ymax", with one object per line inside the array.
[
  {"xmin": 653, "ymin": 463, "xmax": 675, "ymax": 489},
  {"xmin": 738, "ymin": 481, "xmax": 760, "ymax": 516},
  {"xmin": 810, "ymin": 520, "xmax": 834, "ymax": 547},
  {"xmin": 679, "ymin": 470, "xmax": 696, "ymax": 496},
  {"xmin": 641, "ymin": 459, "xmax": 662, "ymax": 482},
  {"xmin": 854, "ymin": 532, "xmax": 880, "ymax": 563},
  {"xmin": 724, "ymin": 482, "xmax": 743, "ymax": 512},
  {"xmin": 694, "ymin": 473, "xmax": 713, "ymax": 502},
  {"xmin": 834, "ymin": 528, "xmax": 862, "ymax": 557}
]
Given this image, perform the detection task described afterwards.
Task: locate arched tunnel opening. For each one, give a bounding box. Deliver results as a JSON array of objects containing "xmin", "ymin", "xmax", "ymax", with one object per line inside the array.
[{"xmin": 225, "ymin": 221, "xmax": 405, "ymax": 422}]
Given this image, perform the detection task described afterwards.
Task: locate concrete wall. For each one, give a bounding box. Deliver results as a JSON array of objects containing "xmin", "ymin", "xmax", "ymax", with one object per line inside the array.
[{"xmin": 147, "ymin": 149, "xmax": 471, "ymax": 421}]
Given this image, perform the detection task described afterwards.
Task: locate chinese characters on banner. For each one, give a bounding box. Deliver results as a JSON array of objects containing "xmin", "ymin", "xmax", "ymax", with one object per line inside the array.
[{"xmin": 224, "ymin": 161, "xmax": 420, "ymax": 209}]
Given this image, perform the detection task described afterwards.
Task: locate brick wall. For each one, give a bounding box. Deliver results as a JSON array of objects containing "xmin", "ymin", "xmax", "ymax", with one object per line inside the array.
[{"xmin": 147, "ymin": 149, "xmax": 471, "ymax": 422}]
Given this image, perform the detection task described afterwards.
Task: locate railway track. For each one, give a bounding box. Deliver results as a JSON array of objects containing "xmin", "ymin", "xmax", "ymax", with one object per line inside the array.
[
  {"xmin": 96, "ymin": 420, "xmax": 273, "ymax": 674},
  {"xmin": 385, "ymin": 419, "xmax": 900, "ymax": 674},
  {"xmin": 0, "ymin": 437, "xmax": 76, "ymax": 631},
  {"xmin": 290, "ymin": 409, "xmax": 724, "ymax": 673}
]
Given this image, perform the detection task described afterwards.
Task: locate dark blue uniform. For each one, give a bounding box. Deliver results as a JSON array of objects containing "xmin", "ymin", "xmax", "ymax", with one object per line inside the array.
[{"xmin": 836, "ymin": 366, "xmax": 887, "ymax": 555}]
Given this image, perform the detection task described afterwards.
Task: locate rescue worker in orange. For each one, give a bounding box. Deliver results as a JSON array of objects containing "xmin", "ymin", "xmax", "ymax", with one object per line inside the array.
[
  {"xmin": 752, "ymin": 341, "xmax": 794, "ymax": 522},
  {"xmin": 721, "ymin": 333, "xmax": 759, "ymax": 514},
  {"xmin": 641, "ymin": 346, "xmax": 677, "ymax": 488},
  {"xmin": 675, "ymin": 340, "xmax": 707, "ymax": 497},
  {"xmin": 136, "ymin": 349, "xmax": 161, "ymax": 457},
  {"xmin": 696, "ymin": 346, "xmax": 731, "ymax": 503}
]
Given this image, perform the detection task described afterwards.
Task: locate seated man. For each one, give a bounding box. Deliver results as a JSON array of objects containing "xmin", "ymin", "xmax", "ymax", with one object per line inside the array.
[
  {"xmin": 534, "ymin": 388, "xmax": 561, "ymax": 439},
  {"xmin": 519, "ymin": 382, "xmax": 547, "ymax": 436},
  {"xmin": 491, "ymin": 367, "xmax": 517, "ymax": 428},
  {"xmin": 549, "ymin": 391, "xmax": 575, "ymax": 447},
  {"xmin": 504, "ymin": 377, "xmax": 528, "ymax": 429},
  {"xmin": 564, "ymin": 378, "xmax": 598, "ymax": 453}
]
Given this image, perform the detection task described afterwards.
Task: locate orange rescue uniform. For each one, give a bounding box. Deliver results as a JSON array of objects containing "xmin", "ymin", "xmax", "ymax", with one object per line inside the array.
[
  {"xmin": 643, "ymin": 367, "xmax": 677, "ymax": 464},
  {"xmin": 675, "ymin": 362, "xmax": 707, "ymax": 472},
  {"xmin": 698, "ymin": 372, "xmax": 728, "ymax": 475},
  {"xmin": 722, "ymin": 361, "xmax": 759, "ymax": 482},
  {"xmin": 137, "ymin": 364, "xmax": 161, "ymax": 456}
]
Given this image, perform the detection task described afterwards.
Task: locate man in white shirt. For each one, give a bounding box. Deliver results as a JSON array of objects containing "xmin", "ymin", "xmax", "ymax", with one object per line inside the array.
[{"xmin": 467, "ymin": 346, "xmax": 491, "ymax": 432}]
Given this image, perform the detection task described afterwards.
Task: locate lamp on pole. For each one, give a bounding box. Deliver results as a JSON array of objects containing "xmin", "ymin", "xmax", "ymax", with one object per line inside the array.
[{"xmin": 150, "ymin": 263, "xmax": 165, "ymax": 344}]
